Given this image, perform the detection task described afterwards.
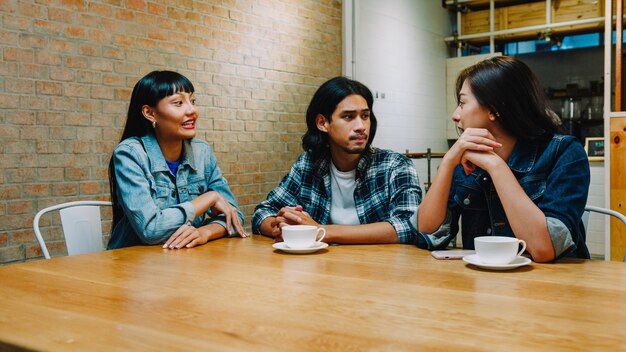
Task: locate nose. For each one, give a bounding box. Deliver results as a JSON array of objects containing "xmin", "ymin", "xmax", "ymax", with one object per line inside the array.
[
  {"xmin": 353, "ymin": 117, "xmax": 366, "ymax": 131},
  {"xmin": 451, "ymin": 107, "xmax": 461, "ymax": 123},
  {"xmin": 186, "ymin": 101, "xmax": 198, "ymax": 115}
]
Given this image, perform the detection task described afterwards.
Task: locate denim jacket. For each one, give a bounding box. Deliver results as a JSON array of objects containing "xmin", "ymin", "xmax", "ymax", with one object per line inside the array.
[
  {"xmin": 107, "ymin": 133, "xmax": 243, "ymax": 249},
  {"xmin": 417, "ymin": 134, "xmax": 590, "ymax": 259}
]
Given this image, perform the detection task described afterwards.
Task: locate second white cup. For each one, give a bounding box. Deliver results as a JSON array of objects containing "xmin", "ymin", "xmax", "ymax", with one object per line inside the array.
[
  {"xmin": 281, "ymin": 225, "xmax": 326, "ymax": 248},
  {"xmin": 474, "ymin": 236, "xmax": 526, "ymax": 264}
]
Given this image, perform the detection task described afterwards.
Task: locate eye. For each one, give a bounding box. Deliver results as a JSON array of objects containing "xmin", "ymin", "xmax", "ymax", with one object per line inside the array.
[
  {"xmin": 361, "ymin": 112, "xmax": 370, "ymax": 120},
  {"xmin": 173, "ymin": 101, "xmax": 183, "ymax": 106},
  {"xmin": 191, "ymin": 98, "xmax": 197, "ymax": 105}
]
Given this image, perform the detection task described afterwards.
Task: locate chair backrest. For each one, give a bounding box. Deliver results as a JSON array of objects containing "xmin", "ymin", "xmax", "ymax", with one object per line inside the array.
[
  {"xmin": 583, "ymin": 205, "xmax": 626, "ymax": 261},
  {"xmin": 33, "ymin": 201, "xmax": 112, "ymax": 259}
]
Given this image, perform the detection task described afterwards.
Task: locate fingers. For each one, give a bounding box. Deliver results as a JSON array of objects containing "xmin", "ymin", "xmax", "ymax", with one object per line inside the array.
[
  {"xmin": 222, "ymin": 206, "xmax": 233, "ymax": 236},
  {"xmin": 163, "ymin": 224, "xmax": 200, "ymax": 249},
  {"xmin": 461, "ymin": 158, "xmax": 475, "ymax": 176}
]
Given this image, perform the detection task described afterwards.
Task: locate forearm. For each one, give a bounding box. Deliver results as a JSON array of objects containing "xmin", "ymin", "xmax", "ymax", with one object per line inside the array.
[
  {"xmin": 418, "ymin": 158, "xmax": 455, "ymax": 233},
  {"xmin": 323, "ymin": 222, "xmax": 398, "ymax": 244},
  {"xmin": 197, "ymin": 223, "xmax": 228, "ymax": 241},
  {"xmin": 489, "ymin": 164, "xmax": 555, "ymax": 262},
  {"xmin": 190, "ymin": 192, "xmax": 218, "ymax": 218}
]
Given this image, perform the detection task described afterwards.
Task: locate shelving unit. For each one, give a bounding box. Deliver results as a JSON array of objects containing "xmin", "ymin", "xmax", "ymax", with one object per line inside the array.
[{"xmin": 443, "ymin": 0, "xmax": 608, "ymax": 53}]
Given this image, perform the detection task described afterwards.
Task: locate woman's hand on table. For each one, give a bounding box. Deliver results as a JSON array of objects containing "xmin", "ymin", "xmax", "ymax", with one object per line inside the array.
[
  {"xmin": 207, "ymin": 191, "xmax": 248, "ymax": 237},
  {"xmin": 163, "ymin": 223, "xmax": 208, "ymax": 249}
]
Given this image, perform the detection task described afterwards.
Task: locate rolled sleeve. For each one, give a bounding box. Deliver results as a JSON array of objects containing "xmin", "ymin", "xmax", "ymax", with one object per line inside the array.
[
  {"xmin": 252, "ymin": 163, "xmax": 303, "ymax": 234},
  {"xmin": 416, "ymin": 209, "xmax": 455, "ymax": 250},
  {"xmin": 546, "ymin": 216, "xmax": 575, "ymax": 258},
  {"xmin": 386, "ymin": 157, "xmax": 422, "ymax": 244}
]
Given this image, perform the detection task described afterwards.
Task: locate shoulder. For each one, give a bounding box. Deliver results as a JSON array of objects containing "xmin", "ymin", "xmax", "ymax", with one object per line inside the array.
[
  {"xmin": 548, "ymin": 134, "xmax": 587, "ymax": 158},
  {"xmin": 369, "ymin": 148, "xmax": 413, "ymax": 167},
  {"xmin": 114, "ymin": 137, "xmax": 144, "ymax": 154},
  {"xmin": 293, "ymin": 151, "xmax": 316, "ymax": 169}
]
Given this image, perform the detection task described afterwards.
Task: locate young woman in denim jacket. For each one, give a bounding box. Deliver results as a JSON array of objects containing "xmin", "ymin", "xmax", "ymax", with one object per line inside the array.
[
  {"xmin": 107, "ymin": 71, "xmax": 246, "ymax": 250},
  {"xmin": 417, "ymin": 56, "xmax": 590, "ymax": 262}
]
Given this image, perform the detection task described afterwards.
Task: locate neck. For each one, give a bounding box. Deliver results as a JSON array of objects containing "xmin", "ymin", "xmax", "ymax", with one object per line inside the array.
[
  {"xmin": 492, "ymin": 130, "xmax": 517, "ymax": 162},
  {"xmin": 330, "ymin": 148, "xmax": 361, "ymax": 172},
  {"xmin": 157, "ymin": 137, "xmax": 183, "ymax": 162}
]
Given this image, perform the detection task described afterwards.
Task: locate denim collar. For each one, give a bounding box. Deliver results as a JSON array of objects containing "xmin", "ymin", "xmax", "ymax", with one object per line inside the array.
[
  {"xmin": 506, "ymin": 138, "xmax": 539, "ymax": 173},
  {"xmin": 140, "ymin": 133, "xmax": 197, "ymax": 172}
]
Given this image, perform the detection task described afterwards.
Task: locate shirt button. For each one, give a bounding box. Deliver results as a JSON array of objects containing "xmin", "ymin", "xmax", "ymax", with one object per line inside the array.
[
  {"xmin": 483, "ymin": 177, "xmax": 488, "ymax": 181},
  {"xmin": 463, "ymin": 198, "xmax": 470, "ymax": 205},
  {"xmin": 486, "ymin": 228, "xmax": 492, "ymax": 235}
]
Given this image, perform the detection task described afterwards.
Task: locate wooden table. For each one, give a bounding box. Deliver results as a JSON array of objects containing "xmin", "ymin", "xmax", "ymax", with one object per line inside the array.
[{"xmin": 1, "ymin": 236, "xmax": 625, "ymax": 351}]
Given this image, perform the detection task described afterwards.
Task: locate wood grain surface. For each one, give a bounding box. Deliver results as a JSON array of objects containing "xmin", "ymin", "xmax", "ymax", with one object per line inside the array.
[{"xmin": 1, "ymin": 235, "xmax": 625, "ymax": 351}]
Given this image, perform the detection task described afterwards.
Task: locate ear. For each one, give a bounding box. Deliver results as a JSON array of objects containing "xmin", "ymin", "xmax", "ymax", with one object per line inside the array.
[
  {"xmin": 142, "ymin": 105, "xmax": 156, "ymax": 125},
  {"xmin": 316, "ymin": 113, "xmax": 329, "ymax": 132},
  {"xmin": 489, "ymin": 111, "xmax": 499, "ymax": 121}
]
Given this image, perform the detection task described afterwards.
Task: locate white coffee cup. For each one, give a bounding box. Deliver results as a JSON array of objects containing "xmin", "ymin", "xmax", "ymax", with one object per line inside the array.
[
  {"xmin": 474, "ymin": 236, "xmax": 526, "ymax": 264},
  {"xmin": 281, "ymin": 225, "xmax": 326, "ymax": 249}
]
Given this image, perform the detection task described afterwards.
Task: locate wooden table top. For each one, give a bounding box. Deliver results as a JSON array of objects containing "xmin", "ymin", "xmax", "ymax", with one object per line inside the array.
[{"xmin": 1, "ymin": 236, "xmax": 625, "ymax": 351}]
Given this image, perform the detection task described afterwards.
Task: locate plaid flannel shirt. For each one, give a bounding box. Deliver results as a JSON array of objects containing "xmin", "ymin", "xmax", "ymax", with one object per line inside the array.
[{"xmin": 252, "ymin": 148, "xmax": 422, "ymax": 244}]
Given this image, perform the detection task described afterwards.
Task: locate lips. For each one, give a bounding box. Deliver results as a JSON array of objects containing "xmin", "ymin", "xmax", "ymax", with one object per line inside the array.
[
  {"xmin": 182, "ymin": 120, "xmax": 195, "ymax": 129},
  {"xmin": 350, "ymin": 134, "xmax": 367, "ymax": 142}
]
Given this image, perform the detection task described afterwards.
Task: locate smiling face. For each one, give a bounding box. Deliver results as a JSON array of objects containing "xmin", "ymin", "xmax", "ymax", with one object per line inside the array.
[
  {"xmin": 143, "ymin": 90, "xmax": 198, "ymax": 144},
  {"xmin": 317, "ymin": 94, "xmax": 371, "ymax": 156},
  {"xmin": 452, "ymin": 80, "xmax": 495, "ymax": 133}
]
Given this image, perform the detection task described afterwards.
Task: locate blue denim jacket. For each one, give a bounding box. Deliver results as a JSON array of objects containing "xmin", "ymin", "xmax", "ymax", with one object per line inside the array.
[
  {"xmin": 417, "ymin": 134, "xmax": 590, "ymax": 259},
  {"xmin": 107, "ymin": 133, "xmax": 243, "ymax": 249}
]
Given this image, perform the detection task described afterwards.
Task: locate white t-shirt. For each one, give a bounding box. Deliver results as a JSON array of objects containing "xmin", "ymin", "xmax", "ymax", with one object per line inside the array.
[{"xmin": 329, "ymin": 162, "xmax": 360, "ymax": 225}]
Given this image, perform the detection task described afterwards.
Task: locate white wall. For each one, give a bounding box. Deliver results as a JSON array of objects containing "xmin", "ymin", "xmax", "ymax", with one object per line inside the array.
[{"xmin": 347, "ymin": 0, "xmax": 449, "ymax": 191}]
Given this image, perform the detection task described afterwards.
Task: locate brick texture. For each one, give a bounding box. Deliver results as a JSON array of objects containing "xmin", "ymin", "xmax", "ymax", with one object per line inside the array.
[{"xmin": 0, "ymin": 0, "xmax": 342, "ymax": 263}]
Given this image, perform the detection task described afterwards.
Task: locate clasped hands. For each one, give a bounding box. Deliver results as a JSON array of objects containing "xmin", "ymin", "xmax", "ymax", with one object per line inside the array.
[
  {"xmin": 448, "ymin": 128, "xmax": 503, "ymax": 175},
  {"xmin": 270, "ymin": 205, "xmax": 318, "ymax": 242}
]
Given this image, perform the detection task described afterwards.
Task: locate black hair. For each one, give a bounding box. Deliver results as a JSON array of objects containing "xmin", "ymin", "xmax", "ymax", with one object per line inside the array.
[
  {"xmin": 302, "ymin": 76, "xmax": 377, "ymax": 160},
  {"xmin": 108, "ymin": 71, "xmax": 195, "ymax": 229},
  {"xmin": 456, "ymin": 56, "xmax": 560, "ymax": 140}
]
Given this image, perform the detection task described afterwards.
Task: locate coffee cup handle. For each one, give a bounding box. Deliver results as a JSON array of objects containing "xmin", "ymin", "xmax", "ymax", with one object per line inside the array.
[
  {"xmin": 516, "ymin": 239, "xmax": 527, "ymax": 257},
  {"xmin": 316, "ymin": 228, "xmax": 326, "ymax": 243}
]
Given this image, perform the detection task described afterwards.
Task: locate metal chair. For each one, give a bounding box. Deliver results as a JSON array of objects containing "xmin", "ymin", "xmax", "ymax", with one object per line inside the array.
[
  {"xmin": 582, "ymin": 205, "xmax": 626, "ymax": 261},
  {"xmin": 33, "ymin": 201, "xmax": 112, "ymax": 259}
]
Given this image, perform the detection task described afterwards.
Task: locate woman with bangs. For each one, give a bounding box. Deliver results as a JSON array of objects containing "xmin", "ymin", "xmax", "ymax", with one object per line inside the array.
[
  {"xmin": 416, "ymin": 56, "xmax": 590, "ymax": 262},
  {"xmin": 107, "ymin": 71, "xmax": 246, "ymax": 250}
]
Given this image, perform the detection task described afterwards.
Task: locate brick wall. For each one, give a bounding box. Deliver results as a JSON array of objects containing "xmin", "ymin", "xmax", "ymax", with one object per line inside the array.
[{"xmin": 0, "ymin": 0, "xmax": 342, "ymax": 263}]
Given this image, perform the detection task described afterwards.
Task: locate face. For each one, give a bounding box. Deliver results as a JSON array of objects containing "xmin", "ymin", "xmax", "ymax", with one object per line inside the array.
[
  {"xmin": 318, "ymin": 94, "xmax": 371, "ymax": 155},
  {"xmin": 144, "ymin": 91, "xmax": 198, "ymax": 143},
  {"xmin": 452, "ymin": 80, "xmax": 494, "ymax": 133}
]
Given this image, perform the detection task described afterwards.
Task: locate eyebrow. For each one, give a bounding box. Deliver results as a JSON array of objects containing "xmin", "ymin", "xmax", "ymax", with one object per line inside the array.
[{"xmin": 339, "ymin": 108, "xmax": 370, "ymax": 114}]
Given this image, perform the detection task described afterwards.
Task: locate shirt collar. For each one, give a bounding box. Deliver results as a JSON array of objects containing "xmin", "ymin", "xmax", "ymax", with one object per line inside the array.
[
  {"xmin": 506, "ymin": 139, "xmax": 539, "ymax": 173},
  {"xmin": 315, "ymin": 147, "xmax": 374, "ymax": 180},
  {"xmin": 141, "ymin": 134, "xmax": 197, "ymax": 172}
]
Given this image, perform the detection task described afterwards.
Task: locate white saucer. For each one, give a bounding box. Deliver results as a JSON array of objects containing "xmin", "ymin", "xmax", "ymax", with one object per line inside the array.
[
  {"xmin": 462, "ymin": 254, "xmax": 532, "ymax": 271},
  {"xmin": 272, "ymin": 241, "xmax": 328, "ymax": 254}
]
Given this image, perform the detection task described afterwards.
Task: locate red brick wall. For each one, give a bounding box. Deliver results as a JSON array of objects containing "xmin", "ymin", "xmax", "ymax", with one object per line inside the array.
[{"xmin": 0, "ymin": 0, "xmax": 342, "ymax": 263}]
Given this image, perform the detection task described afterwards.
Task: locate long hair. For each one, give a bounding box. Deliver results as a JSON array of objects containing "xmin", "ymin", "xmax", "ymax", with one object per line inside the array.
[
  {"xmin": 302, "ymin": 76, "xmax": 377, "ymax": 160},
  {"xmin": 456, "ymin": 56, "xmax": 559, "ymax": 140},
  {"xmin": 108, "ymin": 71, "xmax": 195, "ymax": 229}
]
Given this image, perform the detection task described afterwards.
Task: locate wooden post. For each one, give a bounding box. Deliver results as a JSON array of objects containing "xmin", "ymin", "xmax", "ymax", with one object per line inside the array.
[
  {"xmin": 610, "ymin": 118, "xmax": 626, "ymax": 260},
  {"xmin": 616, "ymin": 0, "xmax": 623, "ymax": 111}
]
